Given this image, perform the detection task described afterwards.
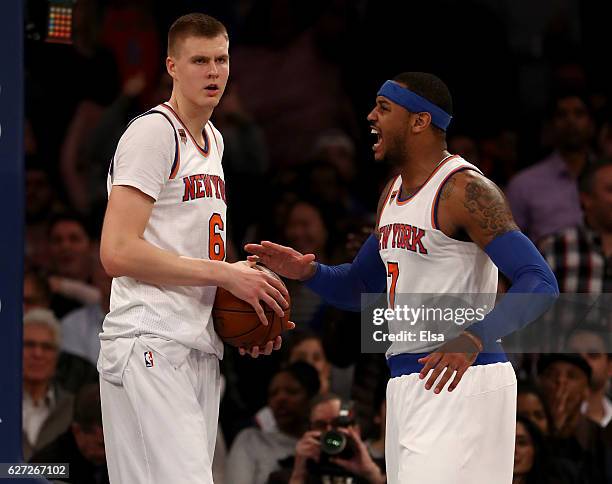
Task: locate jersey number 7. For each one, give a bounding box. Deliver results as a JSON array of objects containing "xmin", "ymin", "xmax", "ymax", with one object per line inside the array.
[{"xmin": 387, "ymin": 261, "xmax": 399, "ymax": 308}]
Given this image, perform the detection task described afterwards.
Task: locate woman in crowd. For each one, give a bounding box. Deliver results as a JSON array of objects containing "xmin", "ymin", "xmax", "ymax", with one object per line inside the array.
[
  {"xmin": 226, "ymin": 362, "xmax": 321, "ymax": 484},
  {"xmin": 517, "ymin": 380, "xmax": 554, "ymax": 436}
]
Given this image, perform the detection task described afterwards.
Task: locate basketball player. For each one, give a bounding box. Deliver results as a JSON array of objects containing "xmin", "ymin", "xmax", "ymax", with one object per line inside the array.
[
  {"xmin": 98, "ymin": 14, "xmax": 289, "ymax": 484},
  {"xmin": 246, "ymin": 73, "xmax": 559, "ymax": 483}
]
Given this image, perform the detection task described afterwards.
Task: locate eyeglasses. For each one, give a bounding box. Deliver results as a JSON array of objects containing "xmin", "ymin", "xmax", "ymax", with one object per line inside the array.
[{"xmin": 24, "ymin": 340, "xmax": 57, "ymax": 352}]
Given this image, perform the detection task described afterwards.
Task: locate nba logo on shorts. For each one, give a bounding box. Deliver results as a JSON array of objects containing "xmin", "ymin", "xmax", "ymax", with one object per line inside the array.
[{"xmin": 144, "ymin": 351, "xmax": 154, "ymax": 368}]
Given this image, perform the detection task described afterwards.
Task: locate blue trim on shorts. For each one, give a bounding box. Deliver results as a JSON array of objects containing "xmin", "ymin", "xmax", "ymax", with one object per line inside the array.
[{"xmin": 387, "ymin": 350, "xmax": 508, "ymax": 378}]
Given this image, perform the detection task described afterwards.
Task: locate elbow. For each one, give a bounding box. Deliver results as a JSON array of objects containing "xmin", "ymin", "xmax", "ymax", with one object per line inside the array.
[
  {"xmin": 100, "ymin": 242, "xmax": 125, "ymax": 278},
  {"xmin": 543, "ymin": 270, "xmax": 560, "ymax": 298},
  {"xmin": 535, "ymin": 275, "xmax": 559, "ymax": 312},
  {"xmin": 550, "ymin": 280, "xmax": 560, "ymax": 298}
]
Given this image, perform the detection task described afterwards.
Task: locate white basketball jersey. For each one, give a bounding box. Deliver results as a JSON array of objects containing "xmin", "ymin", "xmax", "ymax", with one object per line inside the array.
[
  {"xmin": 101, "ymin": 102, "xmax": 226, "ymax": 359},
  {"xmin": 378, "ymin": 154, "xmax": 498, "ymax": 356}
]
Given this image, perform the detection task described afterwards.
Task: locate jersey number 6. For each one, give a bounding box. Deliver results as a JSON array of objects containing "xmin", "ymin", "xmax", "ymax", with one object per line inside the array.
[{"xmin": 209, "ymin": 213, "xmax": 225, "ymax": 261}]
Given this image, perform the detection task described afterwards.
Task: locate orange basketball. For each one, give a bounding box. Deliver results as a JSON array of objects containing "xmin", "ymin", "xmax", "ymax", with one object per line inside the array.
[{"xmin": 213, "ymin": 265, "xmax": 291, "ymax": 348}]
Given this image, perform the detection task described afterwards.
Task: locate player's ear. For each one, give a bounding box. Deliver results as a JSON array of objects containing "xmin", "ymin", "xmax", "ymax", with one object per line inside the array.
[
  {"xmin": 413, "ymin": 112, "xmax": 432, "ymax": 133},
  {"xmin": 166, "ymin": 56, "xmax": 177, "ymax": 79}
]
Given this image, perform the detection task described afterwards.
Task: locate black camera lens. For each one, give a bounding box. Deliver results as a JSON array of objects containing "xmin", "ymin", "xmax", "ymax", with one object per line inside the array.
[
  {"xmin": 320, "ymin": 429, "xmax": 355, "ymax": 460},
  {"xmin": 320, "ymin": 429, "xmax": 348, "ymax": 456}
]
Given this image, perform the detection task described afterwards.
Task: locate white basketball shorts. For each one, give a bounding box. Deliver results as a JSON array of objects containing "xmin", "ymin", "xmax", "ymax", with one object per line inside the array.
[
  {"xmin": 99, "ymin": 336, "xmax": 221, "ymax": 484},
  {"xmin": 385, "ymin": 361, "xmax": 517, "ymax": 484}
]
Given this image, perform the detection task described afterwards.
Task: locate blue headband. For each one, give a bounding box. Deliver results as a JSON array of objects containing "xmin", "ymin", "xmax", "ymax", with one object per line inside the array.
[{"xmin": 377, "ymin": 80, "xmax": 452, "ymax": 131}]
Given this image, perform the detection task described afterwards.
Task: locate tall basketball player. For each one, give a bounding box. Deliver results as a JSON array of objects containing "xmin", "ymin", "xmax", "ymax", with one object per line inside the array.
[
  {"xmin": 246, "ymin": 73, "xmax": 559, "ymax": 483},
  {"xmin": 98, "ymin": 14, "xmax": 289, "ymax": 484}
]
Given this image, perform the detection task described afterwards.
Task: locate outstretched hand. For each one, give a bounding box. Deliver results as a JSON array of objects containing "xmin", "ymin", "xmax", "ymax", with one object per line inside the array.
[{"xmin": 244, "ymin": 241, "xmax": 317, "ymax": 281}]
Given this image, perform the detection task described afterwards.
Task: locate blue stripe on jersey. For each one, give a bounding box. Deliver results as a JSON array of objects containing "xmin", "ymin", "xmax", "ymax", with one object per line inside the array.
[{"xmin": 387, "ymin": 349, "xmax": 508, "ymax": 378}]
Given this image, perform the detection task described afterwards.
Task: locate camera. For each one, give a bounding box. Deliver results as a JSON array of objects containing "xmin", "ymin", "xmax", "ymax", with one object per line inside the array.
[
  {"xmin": 316, "ymin": 401, "xmax": 356, "ymax": 474},
  {"xmin": 320, "ymin": 428, "xmax": 355, "ymax": 460}
]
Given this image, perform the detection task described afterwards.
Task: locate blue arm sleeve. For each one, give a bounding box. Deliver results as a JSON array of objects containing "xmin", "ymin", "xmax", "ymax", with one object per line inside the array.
[
  {"xmin": 304, "ymin": 234, "xmax": 387, "ymax": 311},
  {"xmin": 468, "ymin": 230, "xmax": 559, "ymax": 349}
]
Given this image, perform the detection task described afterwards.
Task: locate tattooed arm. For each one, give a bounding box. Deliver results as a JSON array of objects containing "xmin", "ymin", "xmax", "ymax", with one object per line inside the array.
[
  {"xmin": 436, "ymin": 170, "xmax": 519, "ymax": 249},
  {"xmin": 418, "ymin": 170, "xmax": 558, "ymax": 393}
]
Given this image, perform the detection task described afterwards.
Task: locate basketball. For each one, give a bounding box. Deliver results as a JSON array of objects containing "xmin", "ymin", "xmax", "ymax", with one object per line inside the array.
[{"xmin": 213, "ymin": 265, "xmax": 291, "ymax": 348}]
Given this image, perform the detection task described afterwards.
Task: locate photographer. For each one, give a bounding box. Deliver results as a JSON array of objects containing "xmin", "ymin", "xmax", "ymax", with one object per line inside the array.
[{"xmin": 270, "ymin": 394, "xmax": 385, "ymax": 484}]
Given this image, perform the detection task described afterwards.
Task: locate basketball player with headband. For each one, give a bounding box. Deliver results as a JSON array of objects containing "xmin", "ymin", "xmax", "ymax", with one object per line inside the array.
[{"xmin": 246, "ymin": 72, "xmax": 559, "ymax": 483}]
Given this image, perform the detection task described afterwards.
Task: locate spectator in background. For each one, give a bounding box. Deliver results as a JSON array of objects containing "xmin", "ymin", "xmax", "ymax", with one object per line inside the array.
[
  {"xmin": 22, "ymin": 309, "xmax": 74, "ymax": 461},
  {"xmin": 23, "ymin": 267, "xmax": 99, "ymax": 394},
  {"xmin": 538, "ymin": 354, "xmax": 607, "ymax": 482},
  {"xmin": 23, "ymin": 269, "xmax": 52, "ymax": 314},
  {"xmin": 48, "ymin": 213, "xmax": 99, "ymax": 318},
  {"xmin": 25, "ymin": 162, "xmax": 63, "ymax": 270},
  {"xmin": 513, "ymin": 415, "xmax": 575, "ymax": 484},
  {"xmin": 283, "ymin": 200, "xmax": 331, "ymax": 327},
  {"xmin": 225, "ymin": 362, "xmax": 320, "ymax": 484},
  {"xmin": 539, "ymin": 159, "xmax": 612, "ymax": 293},
  {"xmin": 256, "ymin": 331, "xmax": 334, "ymax": 432},
  {"xmin": 513, "ymin": 415, "xmax": 538, "ymax": 484},
  {"xmin": 517, "ymin": 380, "xmax": 553, "ymax": 436},
  {"xmin": 270, "ymin": 394, "xmax": 385, "ymax": 484},
  {"xmin": 506, "ymin": 92, "xmax": 595, "ymax": 242},
  {"xmin": 30, "ymin": 383, "xmax": 109, "ymax": 483},
  {"xmin": 567, "ymin": 326, "xmax": 612, "ymax": 428},
  {"xmin": 286, "ymin": 331, "xmax": 332, "ymax": 396},
  {"xmin": 214, "ymin": 86, "xmax": 270, "ymax": 177},
  {"xmin": 61, "ymin": 251, "xmax": 111, "ymax": 366},
  {"xmin": 302, "ymin": 162, "xmax": 367, "ymax": 229},
  {"xmin": 60, "ymin": 98, "xmax": 105, "ymax": 213},
  {"xmin": 214, "ymin": 85, "xmax": 270, "ymax": 246},
  {"xmin": 311, "ymin": 130, "xmax": 357, "ymax": 186}
]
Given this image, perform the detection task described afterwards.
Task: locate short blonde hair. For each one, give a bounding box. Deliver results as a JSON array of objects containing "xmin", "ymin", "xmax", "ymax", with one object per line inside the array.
[
  {"xmin": 23, "ymin": 308, "xmax": 61, "ymax": 347},
  {"xmin": 168, "ymin": 13, "xmax": 228, "ymax": 57}
]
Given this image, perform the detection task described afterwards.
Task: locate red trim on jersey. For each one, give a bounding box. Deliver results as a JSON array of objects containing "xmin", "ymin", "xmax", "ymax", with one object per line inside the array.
[
  {"xmin": 396, "ymin": 154, "xmax": 458, "ymax": 206},
  {"xmin": 376, "ymin": 175, "xmax": 400, "ymax": 230},
  {"xmin": 160, "ymin": 103, "xmax": 210, "ymax": 157},
  {"xmin": 430, "ymin": 166, "xmax": 478, "ymax": 229}
]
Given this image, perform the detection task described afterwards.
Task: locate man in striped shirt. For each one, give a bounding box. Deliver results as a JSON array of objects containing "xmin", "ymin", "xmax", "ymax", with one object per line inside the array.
[{"xmin": 538, "ymin": 159, "xmax": 612, "ymax": 294}]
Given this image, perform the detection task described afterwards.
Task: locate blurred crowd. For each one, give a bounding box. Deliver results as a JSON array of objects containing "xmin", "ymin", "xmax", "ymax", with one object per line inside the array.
[{"xmin": 22, "ymin": 0, "xmax": 612, "ymax": 482}]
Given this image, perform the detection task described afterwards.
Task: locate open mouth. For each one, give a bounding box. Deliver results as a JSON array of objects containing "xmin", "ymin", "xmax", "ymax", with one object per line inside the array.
[
  {"xmin": 371, "ymin": 125, "xmax": 382, "ymax": 151},
  {"xmin": 205, "ymin": 84, "xmax": 219, "ymax": 93}
]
